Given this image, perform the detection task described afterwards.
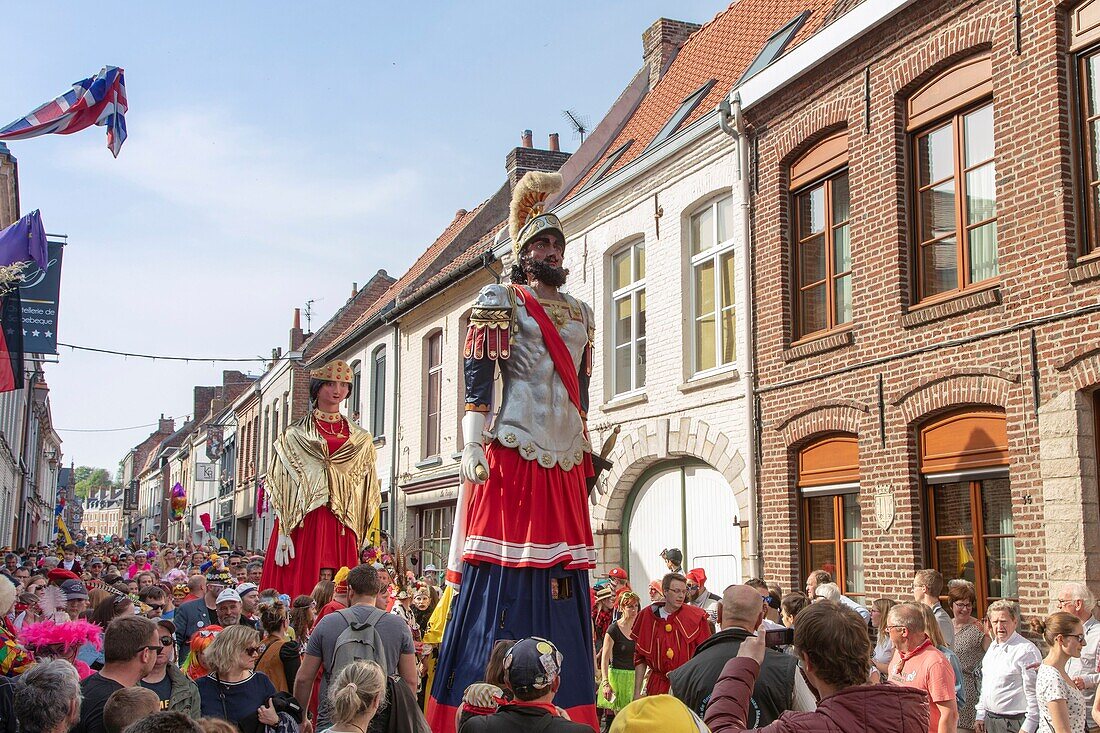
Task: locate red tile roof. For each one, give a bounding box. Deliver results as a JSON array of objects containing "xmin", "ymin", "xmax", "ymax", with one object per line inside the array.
[{"xmin": 564, "ymin": 0, "xmax": 859, "ymax": 199}]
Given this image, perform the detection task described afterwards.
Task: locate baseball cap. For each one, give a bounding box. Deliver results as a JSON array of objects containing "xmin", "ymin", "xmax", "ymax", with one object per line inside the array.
[
  {"xmin": 59, "ymin": 579, "xmax": 89, "ymax": 601},
  {"xmin": 216, "ymin": 588, "xmax": 242, "ymax": 605},
  {"xmin": 608, "ymin": 567, "xmax": 628, "ymax": 580},
  {"xmin": 235, "ymin": 583, "xmax": 258, "ymax": 598},
  {"xmin": 503, "ymin": 637, "xmax": 561, "ymax": 694},
  {"xmin": 610, "ymin": 695, "xmax": 709, "ymax": 732}
]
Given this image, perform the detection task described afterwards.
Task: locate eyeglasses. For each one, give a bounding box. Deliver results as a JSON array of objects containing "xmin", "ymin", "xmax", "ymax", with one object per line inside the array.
[
  {"xmin": 1062, "ymin": 633, "xmax": 1087, "ymax": 644},
  {"xmin": 884, "ymin": 625, "xmax": 908, "ymax": 632},
  {"xmin": 1054, "ymin": 598, "xmax": 1076, "ymax": 607},
  {"xmin": 244, "ymin": 646, "xmax": 261, "ymax": 656},
  {"xmin": 158, "ymin": 636, "xmax": 173, "ymax": 647}
]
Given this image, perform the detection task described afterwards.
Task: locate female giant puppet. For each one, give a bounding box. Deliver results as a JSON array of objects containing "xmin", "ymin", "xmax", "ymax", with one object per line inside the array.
[
  {"xmin": 426, "ymin": 171, "xmax": 598, "ymax": 731},
  {"xmin": 261, "ymin": 360, "xmax": 381, "ymax": 598}
]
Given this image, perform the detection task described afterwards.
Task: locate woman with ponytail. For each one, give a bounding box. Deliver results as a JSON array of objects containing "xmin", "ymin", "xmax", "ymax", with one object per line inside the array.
[
  {"xmin": 320, "ymin": 659, "xmax": 386, "ymax": 733},
  {"xmin": 1031, "ymin": 611, "xmax": 1087, "ymax": 733}
]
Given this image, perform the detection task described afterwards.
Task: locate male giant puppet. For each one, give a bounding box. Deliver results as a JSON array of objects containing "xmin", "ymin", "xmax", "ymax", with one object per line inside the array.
[
  {"xmin": 426, "ymin": 172, "xmax": 598, "ymax": 731},
  {"xmin": 261, "ymin": 360, "xmax": 381, "ymax": 598}
]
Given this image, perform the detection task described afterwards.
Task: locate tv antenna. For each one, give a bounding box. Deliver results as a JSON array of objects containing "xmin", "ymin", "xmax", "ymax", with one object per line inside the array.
[
  {"xmin": 563, "ymin": 109, "xmax": 589, "ymax": 144},
  {"xmin": 303, "ymin": 298, "xmax": 323, "ymax": 332}
]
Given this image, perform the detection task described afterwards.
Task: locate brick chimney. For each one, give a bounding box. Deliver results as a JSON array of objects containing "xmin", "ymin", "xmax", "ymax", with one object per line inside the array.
[
  {"xmin": 506, "ymin": 131, "xmax": 572, "ymax": 188},
  {"xmin": 643, "ymin": 18, "xmax": 701, "ymax": 90},
  {"xmin": 289, "ymin": 308, "xmax": 305, "ymax": 352},
  {"xmin": 192, "ymin": 386, "xmax": 216, "ymax": 425},
  {"xmin": 158, "ymin": 415, "xmax": 174, "ymax": 434},
  {"xmin": 0, "ymin": 143, "xmax": 18, "ymax": 229}
]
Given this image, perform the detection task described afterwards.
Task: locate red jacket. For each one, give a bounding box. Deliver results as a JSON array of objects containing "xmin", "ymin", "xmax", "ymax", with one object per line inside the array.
[{"xmin": 704, "ymin": 657, "xmax": 930, "ymax": 733}]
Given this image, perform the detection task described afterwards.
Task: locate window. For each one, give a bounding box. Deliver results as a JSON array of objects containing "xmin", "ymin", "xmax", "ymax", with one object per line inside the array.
[
  {"xmin": 370, "ymin": 346, "xmax": 386, "ymax": 438},
  {"xmin": 920, "ymin": 408, "xmax": 1014, "ymax": 611},
  {"xmin": 799, "ymin": 434, "xmax": 864, "ymax": 601},
  {"xmin": 791, "ymin": 131, "xmax": 851, "ymax": 338},
  {"xmin": 420, "ymin": 504, "xmax": 454, "ymax": 572},
  {"xmin": 261, "ymin": 407, "xmax": 269, "ymax": 472},
  {"xmin": 611, "ymin": 239, "xmax": 646, "ymax": 395},
  {"xmin": 736, "ymin": 11, "xmax": 811, "ymax": 85},
  {"xmin": 646, "ymin": 80, "xmax": 717, "ymax": 151},
  {"xmin": 282, "ymin": 394, "xmax": 289, "ymax": 433},
  {"xmin": 424, "ymin": 332, "xmax": 443, "ymax": 458},
  {"xmin": 583, "ymin": 140, "xmax": 634, "ymax": 191},
  {"xmin": 908, "ymin": 54, "xmax": 996, "ymax": 301},
  {"xmin": 350, "ymin": 360, "xmax": 362, "ymax": 425},
  {"xmin": 1072, "ymin": 2, "xmax": 1100, "ymax": 256},
  {"xmin": 689, "ymin": 195, "xmax": 736, "ymax": 374}
]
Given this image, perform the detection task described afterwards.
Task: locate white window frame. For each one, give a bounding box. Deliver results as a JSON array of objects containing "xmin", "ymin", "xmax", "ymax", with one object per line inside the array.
[
  {"xmin": 688, "ymin": 194, "xmax": 737, "ymax": 376},
  {"xmin": 610, "ymin": 238, "xmax": 646, "ymax": 396}
]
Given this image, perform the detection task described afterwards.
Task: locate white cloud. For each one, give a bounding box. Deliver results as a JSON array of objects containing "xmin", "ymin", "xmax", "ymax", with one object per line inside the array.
[{"xmin": 63, "ymin": 107, "xmax": 423, "ymax": 256}]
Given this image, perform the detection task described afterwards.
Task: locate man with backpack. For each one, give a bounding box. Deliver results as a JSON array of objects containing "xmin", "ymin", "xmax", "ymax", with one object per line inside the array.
[{"xmin": 293, "ymin": 563, "xmax": 417, "ymax": 733}]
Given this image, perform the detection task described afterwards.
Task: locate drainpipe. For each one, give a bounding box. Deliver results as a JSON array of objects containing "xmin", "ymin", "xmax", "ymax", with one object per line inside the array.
[
  {"xmin": 388, "ymin": 322, "xmax": 400, "ymax": 546},
  {"xmin": 719, "ymin": 94, "xmax": 762, "ymax": 579}
]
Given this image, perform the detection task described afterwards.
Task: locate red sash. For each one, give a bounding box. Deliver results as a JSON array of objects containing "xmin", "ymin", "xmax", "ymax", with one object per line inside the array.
[{"xmin": 515, "ymin": 286, "xmax": 584, "ymax": 418}]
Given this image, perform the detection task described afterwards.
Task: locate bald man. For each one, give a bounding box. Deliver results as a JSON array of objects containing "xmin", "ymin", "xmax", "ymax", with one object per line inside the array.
[{"xmin": 669, "ymin": 584, "xmax": 816, "ymax": 726}]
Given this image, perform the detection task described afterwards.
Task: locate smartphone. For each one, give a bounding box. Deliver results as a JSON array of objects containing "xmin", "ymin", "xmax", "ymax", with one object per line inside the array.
[{"xmin": 764, "ymin": 627, "xmax": 794, "ymax": 647}]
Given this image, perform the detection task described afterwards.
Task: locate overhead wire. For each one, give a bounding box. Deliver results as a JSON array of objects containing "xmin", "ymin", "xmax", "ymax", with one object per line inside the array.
[
  {"xmin": 57, "ymin": 342, "xmax": 267, "ymax": 363},
  {"xmin": 57, "ymin": 415, "xmax": 191, "ymax": 433}
]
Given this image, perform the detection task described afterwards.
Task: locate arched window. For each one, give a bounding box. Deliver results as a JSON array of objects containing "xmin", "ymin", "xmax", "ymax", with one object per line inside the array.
[
  {"xmin": 798, "ymin": 434, "xmax": 863, "ymax": 600},
  {"xmin": 1072, "ymin": 0, "xmax": 1100, "ymax": 257},
  {"xmin": 349, "ymin": 360, "xmax": 362, "ymax": 425},
  {"xmin": 791, "ymin": 131, "xmax": 851, "ymax": 339},
  {"xmin": 609, "ymin": 238, "xmax": 646, "ymax": 395},
  {"xmin": 920, "ymin": 407, "xmax": 1014, "ymax": 610},
  {"xmin": 423, "ymin": 331, "xmax": 443, "ymax": 458},
  {"xmin": 908, "ymin": 53, "xmax": 996, "ymax": 301},
  {"xmin": 687, "ymin": 194, "xmax": 736, "ymax": 374},
  {"xmin": 370, "ymin": 346, "xmax": 386, "ymax": 439}
]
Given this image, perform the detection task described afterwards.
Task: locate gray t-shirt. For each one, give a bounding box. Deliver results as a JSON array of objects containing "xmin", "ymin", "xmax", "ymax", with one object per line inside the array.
[
  {"xmin": 304, "ymin": 604, "xmax": 414, "ymax": 708},
  {"xmin": 933, "ymin": 603, "xmax": 955, "ymax": 645}
]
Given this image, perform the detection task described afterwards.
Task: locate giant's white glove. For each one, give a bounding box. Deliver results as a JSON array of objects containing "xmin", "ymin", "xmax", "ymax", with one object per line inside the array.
[
  {"xmin": 460, "ymin": 411, "xmax": 489, "ymax": 484},
  {"xmin": 274, "ymin": 533, "xmax": 296, "ymax": 566}
]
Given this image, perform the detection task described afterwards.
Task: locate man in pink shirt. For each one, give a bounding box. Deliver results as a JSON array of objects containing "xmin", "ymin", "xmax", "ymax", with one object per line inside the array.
[{"xmin": 887, "ymin": 602, "xmax": 958, "ymax": 733}]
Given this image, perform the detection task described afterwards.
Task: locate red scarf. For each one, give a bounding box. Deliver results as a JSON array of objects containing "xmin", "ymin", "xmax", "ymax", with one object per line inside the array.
[
  {"xmin": 893, "ymin": 637, "xmax": 933, "ymax": 676},
  {"xmin": 505, "ymin": 699, "xmax": 562, "ymax": 717}
]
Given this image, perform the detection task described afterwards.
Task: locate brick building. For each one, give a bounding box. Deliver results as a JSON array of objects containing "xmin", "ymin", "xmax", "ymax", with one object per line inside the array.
[{"xmin": 735, "ymin": 0, "xmax": 1100, "ymax": 613}]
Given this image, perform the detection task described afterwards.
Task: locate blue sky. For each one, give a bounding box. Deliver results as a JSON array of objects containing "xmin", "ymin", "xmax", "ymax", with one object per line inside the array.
[{"xmin": 2, "ymin": 2, "xmax": 725, "ymax": 471}]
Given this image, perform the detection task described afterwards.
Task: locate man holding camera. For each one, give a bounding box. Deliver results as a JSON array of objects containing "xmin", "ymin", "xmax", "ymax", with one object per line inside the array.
[
  {"xmin": 704, "ymin": 601, "xmax": 930, "ymax": 733},
  {"xmin": 670, "ymin": 584, "xmax": 815, "ymax": 726}
]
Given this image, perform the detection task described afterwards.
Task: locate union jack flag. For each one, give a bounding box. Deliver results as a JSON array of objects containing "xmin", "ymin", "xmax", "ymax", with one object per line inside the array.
[{"xmin": 0, "ymin": 66, "xmax": 127, "ymax": 157}]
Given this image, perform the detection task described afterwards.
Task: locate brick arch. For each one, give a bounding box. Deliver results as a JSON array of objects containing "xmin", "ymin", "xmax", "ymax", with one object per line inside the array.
[
  {"xmin": 770, "ymin": 99, "xmax": 854, "ymax": 169},
  {"xmin": 1056, "ymin": 345, "xmax": 1100, "ymax": 391},
  {"xmin": 886, "ymin": 20, "xmax": 994, "ymax": 100},
  {"xmin": 773, "ymin": 400, "xmax": 871, "ymax": 448},
  {"xmin": 890, "ymin": 369, "xmax": 1016, "ymax": 425},
  {"xmin": 591, "ymin": 418, "xmax": 748, "ymax": 531}
]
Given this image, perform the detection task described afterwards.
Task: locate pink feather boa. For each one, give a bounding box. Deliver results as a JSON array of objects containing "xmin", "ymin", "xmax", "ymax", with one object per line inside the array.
[{"xmin": 18, "ymin": 619, "xmax": 103, "ymax": 651}]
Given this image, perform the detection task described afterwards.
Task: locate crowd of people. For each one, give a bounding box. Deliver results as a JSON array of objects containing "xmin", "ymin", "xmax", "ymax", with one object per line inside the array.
[
  {"xmin": 0, "ymin": 538, "xmax": 442, "ymax": 733},
  {"xmin": 0, "ymin": 540, "xmax": 1097, "ymax": 733}
]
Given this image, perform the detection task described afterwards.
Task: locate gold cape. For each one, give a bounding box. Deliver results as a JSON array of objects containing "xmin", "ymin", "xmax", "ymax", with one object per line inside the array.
[{"xmin": 266, "ymin": 414, "xmax": 379, "ymax": 543}]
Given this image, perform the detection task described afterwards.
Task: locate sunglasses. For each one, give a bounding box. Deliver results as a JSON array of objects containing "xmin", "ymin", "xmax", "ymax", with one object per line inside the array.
[
  {"xmin": 1062, "ymin": 633, "xmax": 1087, "ymax": 644},
  {"xmin": 139, "ymin": 645, "xmax": 162, "ymax": 654},
  {"xmin": 158, "ymin": 636, "xmax": 173, "ymax": 647},
  {"xmin": 244, "ymin": 646, "xmax": 261, "ymax": 656},
  {"xmin": 147, "ymin": 604, "xmax": 165, "ymax": 612}
]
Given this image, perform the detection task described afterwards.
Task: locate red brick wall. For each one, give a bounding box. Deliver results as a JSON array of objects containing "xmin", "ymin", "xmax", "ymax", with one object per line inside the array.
[{"xmin": 747, "ymin": 0, "xmax": 1100, "ymax": 614}]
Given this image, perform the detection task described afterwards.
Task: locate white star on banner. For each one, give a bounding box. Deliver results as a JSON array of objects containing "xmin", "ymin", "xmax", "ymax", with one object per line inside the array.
[{"xmin": 31, "ymin": 330, "xmax": 40, "ymax": 338}]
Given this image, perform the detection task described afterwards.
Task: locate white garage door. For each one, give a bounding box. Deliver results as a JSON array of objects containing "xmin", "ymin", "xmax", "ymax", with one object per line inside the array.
[{"xmin": 625, "ymin": 463, "xmax": 743, "ymax": 594}]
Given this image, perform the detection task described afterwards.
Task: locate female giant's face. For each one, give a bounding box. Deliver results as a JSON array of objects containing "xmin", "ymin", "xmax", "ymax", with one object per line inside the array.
[
  {"xmin": 413, "ymin": 593, "xmax": 431, "ymax": 611},
  {"xmin": 317, "ymin": 381, "xmax": 350, "ymax": 408}
]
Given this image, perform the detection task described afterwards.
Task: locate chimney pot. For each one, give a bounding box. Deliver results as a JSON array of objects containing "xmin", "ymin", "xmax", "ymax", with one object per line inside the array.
[
  {"xmin": 456, "ymin": 208, "xmax": 468, "ymax": 218},
  {"xmin": 292, "ymin": 308, "xmax": 301, "ymax": 329},
  {"xmin": 351, "ymin": 282, "xmax": 358, "ymax": 298},
  {"xmin": 549, "ymin": 133, "xmax": 560, "ymax": 152},
  {"xmin": 521, "ymin": 129, "xmax": 533, "ymax": 148}
]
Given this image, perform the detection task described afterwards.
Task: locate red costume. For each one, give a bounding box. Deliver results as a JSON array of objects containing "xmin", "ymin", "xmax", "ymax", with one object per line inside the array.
[
  {"xmin": 630, "ymin": 602, "xmax": 712, "ymax": 695},
  {"xmin": 260, "ymin": 416, "xmax": 362, "ymax": 599}
]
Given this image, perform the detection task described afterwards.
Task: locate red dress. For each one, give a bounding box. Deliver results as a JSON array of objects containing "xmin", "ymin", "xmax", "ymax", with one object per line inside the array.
[{"xmin": 260, "ymin": 418, "xmax": 361, "ymax": 598}]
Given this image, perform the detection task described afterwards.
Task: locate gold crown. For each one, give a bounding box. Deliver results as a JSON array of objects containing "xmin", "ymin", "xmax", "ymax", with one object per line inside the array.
[{"xmin": 309, "ymin": 360, "xmax": 354, "ymax": 384}]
